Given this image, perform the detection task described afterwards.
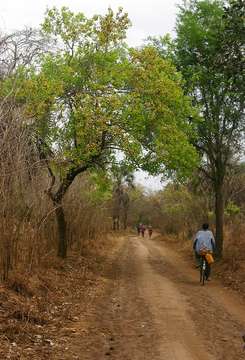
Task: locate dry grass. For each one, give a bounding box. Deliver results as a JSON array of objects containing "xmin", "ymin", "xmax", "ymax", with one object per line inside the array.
[
  {"xmin": 0, "ymin": 233, "xmax": 116, "ymax": 359},
  {"xmin": 214, "ymin": 221, "xmax": 245, "ymax": 294}
]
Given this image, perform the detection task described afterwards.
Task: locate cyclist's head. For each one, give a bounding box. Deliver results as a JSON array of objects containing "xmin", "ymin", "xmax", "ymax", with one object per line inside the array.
[{"xmin": 202, "ymin": 223, "xmax": 209, "ymax": 230}]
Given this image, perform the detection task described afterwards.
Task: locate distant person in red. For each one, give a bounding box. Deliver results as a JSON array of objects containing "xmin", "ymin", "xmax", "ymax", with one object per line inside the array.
[
  {"xmin": 148, "ymin": 225, "xmax": 153, "ymax": 238},
  {"xmin": 140, "ymin": 224, "xmax": 146, "ymax": 237}
]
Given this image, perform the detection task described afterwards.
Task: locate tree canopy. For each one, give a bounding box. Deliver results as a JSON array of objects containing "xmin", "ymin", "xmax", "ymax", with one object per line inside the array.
[
  {"xmin": 0, "ymin": 7, "xmax": 199, "ymax": 257},
  {"xmin": 174, "ymin": 0, "xmax": 244, "ymax": 256}
]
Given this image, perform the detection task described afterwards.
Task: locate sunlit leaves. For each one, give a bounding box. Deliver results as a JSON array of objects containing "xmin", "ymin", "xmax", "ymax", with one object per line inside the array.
[
  {"xmin": 125, "ymin": 46, "xmax": 199, "ymax": 177},
  {"xmin": 8, "ymin": 6, "xmax": 199, "ymax": 184}
]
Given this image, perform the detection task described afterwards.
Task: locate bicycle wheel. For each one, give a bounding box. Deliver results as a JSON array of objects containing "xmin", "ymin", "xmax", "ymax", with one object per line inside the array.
[
  {"xmin": 200, "ymin": 257, "xmax": 206, "ymax": 286},
  {"xmin": 199, "ymin": 259, "xmax": 203, "ymax": 283}
]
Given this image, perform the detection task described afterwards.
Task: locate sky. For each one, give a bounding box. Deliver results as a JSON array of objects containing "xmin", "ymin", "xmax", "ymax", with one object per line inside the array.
[
  {"xmin": 0, "ymin": 0, "xmax": 179, "ymax": 191},
  {"xmin": 0, "ymin": 0, "xmax": 178, "ymax": 45}
]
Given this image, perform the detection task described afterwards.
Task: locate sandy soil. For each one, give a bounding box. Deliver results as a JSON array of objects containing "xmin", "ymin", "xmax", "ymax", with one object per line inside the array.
[{"xmin": 3, "ymin": 233, "xmax": 245, "ymax": 359}]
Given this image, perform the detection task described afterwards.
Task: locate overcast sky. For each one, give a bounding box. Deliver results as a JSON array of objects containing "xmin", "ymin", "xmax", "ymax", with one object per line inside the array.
[
  {"xmin": 0, "ymin": 0, "xmax": 179, "ymax": 46},
  {"xmin": 0, "ymin": 0, "xmax": 179, "ymax": 191}
]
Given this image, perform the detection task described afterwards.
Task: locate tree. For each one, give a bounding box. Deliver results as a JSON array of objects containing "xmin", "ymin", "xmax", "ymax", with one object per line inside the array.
[
  {"xmin": 111, "ymin": 185, "xmax": 130, "ymax": 230},
  {"xmin": 110, "ymin": 163, "xmax": 134, "ymax": 230},
  {"xmin": 224, "ymin": 162, "xmax": 245, "ymax": 208},
  {"xmin": 0, "ymin": 28, "xmax": 50, "ymax": 78},
  {"xmin": 5, "ymin": 7, "xmax": 198, "ymax": 258},
  {"xmin": 174, "ymin": 0, "xmax": 244, "ymax": 257}
]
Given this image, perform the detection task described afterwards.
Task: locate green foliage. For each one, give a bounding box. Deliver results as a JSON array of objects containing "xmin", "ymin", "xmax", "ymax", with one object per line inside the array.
[
  {"xmin": 219, "ymin": 0, "xmax": 244, "ymax": 77},
  {"xmin": 173, "ymin": 0, "xmax": 244, "ymax": 254},
  {"xmin": 85, "ymin": 170, "xmax": 112, "ymax": 205},
  {"xmin": 110, "ymin": 162, "xmax": 135, "ymax": 187},
  {"xmin": 4, "ymin": 7, "xmax": 199, "ymax": 189},
  {"xmin": 160, "ymin": 184, "xmax": 192, "ymax": 217},
  {"xmin": 146, "ymin": 183, "xmax": 209, "ymax": 235},
  {"xmin": 42, "ymin": 7, "xmax": 91, "ymax": 49},
  {"xmin": 126, "ymin": 46, "xmax": 199, "ymax": 178},
  {"xmin": 225, "ymin": 201, "xmax": 240, "ymax": 217},
  {"xmin": 175, "ymin": 0, "xmax": 244, "ymax": 168},
  {"xmin": 146, "ymin": 34, "xmax": 176, "ymax": 60}
]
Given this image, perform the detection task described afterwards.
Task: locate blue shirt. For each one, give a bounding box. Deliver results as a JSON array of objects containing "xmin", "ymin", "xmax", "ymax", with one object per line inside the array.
[{"xmin": 194, "ymin": 230, "xmax": 215, "ymax": 253}]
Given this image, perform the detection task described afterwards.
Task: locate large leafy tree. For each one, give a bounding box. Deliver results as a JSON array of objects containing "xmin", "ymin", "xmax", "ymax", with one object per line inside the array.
[
  {"xmin": 174, "ymin": 0, "xmax": 244, "ymax": 257},
  {"xmin": 5, "ymin": 7, "xmax": 198, "ymax": 257}
]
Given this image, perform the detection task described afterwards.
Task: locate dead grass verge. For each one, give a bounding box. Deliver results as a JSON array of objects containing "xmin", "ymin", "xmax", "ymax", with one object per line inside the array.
[{"xmin": 0, "ymin": 233, "xmax": 117, "ymax": 359}]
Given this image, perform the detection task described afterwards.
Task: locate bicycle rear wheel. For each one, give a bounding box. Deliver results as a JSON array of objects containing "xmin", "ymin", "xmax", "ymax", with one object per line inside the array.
[{"xmin": 200, "ymin": 257, "xmax": 206, "ymax": 286}]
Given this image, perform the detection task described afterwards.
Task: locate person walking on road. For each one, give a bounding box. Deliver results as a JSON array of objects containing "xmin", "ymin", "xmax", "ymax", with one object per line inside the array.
[
  {"xmin": 148, "ymin": 225, "xmax": 153, "ymax": 238},
  {"xmin": 140, "ymin": 224, "xmax": 146, "ymax": 238},
  {"xmin": 137, "ymin": 223, "xmax": 141, "ymax": 236}
]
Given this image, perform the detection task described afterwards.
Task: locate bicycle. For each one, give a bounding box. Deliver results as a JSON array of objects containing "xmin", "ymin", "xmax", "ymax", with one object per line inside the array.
[
  {"xmin": 199, "ymin": 253, "xmax": 208, "ymax": 286},
  {"xmin": 199, "ymin": 248, "xmax": 213, "ymax": 286}
]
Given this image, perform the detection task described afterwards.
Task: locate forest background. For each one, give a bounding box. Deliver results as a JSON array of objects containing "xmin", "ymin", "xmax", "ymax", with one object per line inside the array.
[{"xmin": 0, "ymin": 0, "xmax": 244, "ymax": 285}]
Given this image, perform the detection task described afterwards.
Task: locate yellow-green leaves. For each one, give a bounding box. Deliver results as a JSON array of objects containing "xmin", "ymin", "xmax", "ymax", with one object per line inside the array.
[
  {"xmin": 94, "ymin": 7, "xmax": 131, "ymax": 48},
  {"xmin": 8, "ymin": 6, "xmax": 199, "ymax": 183},
  {"xmin": 42, "ymin": 7, "xmax": 90, "ymax": 52},
  {"xmin": 126, "ymin": 46, "xmax": 199, "ymax": 177}
]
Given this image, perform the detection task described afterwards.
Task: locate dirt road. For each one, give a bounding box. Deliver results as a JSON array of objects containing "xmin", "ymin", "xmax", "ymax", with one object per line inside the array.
[{"xmin": 56, "ymin": 234, "xmax": 245, "ymax": 360}]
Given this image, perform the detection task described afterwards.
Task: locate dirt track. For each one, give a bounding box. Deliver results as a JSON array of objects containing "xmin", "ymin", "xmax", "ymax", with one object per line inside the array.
[{"xmin": 56, "ymin": 234, "xmax": 245, "ymax": 360}]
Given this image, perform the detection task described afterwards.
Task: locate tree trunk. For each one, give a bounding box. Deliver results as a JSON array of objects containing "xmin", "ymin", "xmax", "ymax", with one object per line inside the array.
[
  {"xmin": 113, "ymin": 216, "xmax": 119, "ymax": 230},
  {"xmin": 215, "ymin": 182, "xmax": 224, "ymax": 258},
  {"xmin": 54, "ymin": 201, "xmax": 67, "ymax": 258},
  {"xmin": 122, "ymin": 209, "xmax": 128, "ymax": 230}
]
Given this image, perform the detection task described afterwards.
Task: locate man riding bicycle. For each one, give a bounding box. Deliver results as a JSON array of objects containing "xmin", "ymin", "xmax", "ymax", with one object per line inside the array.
[{"xmin": 193, "ymin": 223, "xmax": 215, "ymax": 280}]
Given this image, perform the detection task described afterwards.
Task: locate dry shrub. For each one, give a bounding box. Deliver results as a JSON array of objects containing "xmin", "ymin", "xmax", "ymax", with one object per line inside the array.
[
  {"xmin": 211, "ymin": 219, "xmax": 245, "ymax": 295},
  {"xmin": 64, "ymin": 175, "xmax": 111, "ymax": 256},
  {"xmin": 0, "ymin": 103, "xmax": 112, "ymax": 280},
  {"xmin": 223, "ymin": 219, "xmax": 245, "ymax": 271},
  {"xmin": 146, "ymin": 184, "xmax": 211, "ymax": 239},
  {"xmin": 0, "ymin": 104, "xmax": 56, "ymax": 279}
]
